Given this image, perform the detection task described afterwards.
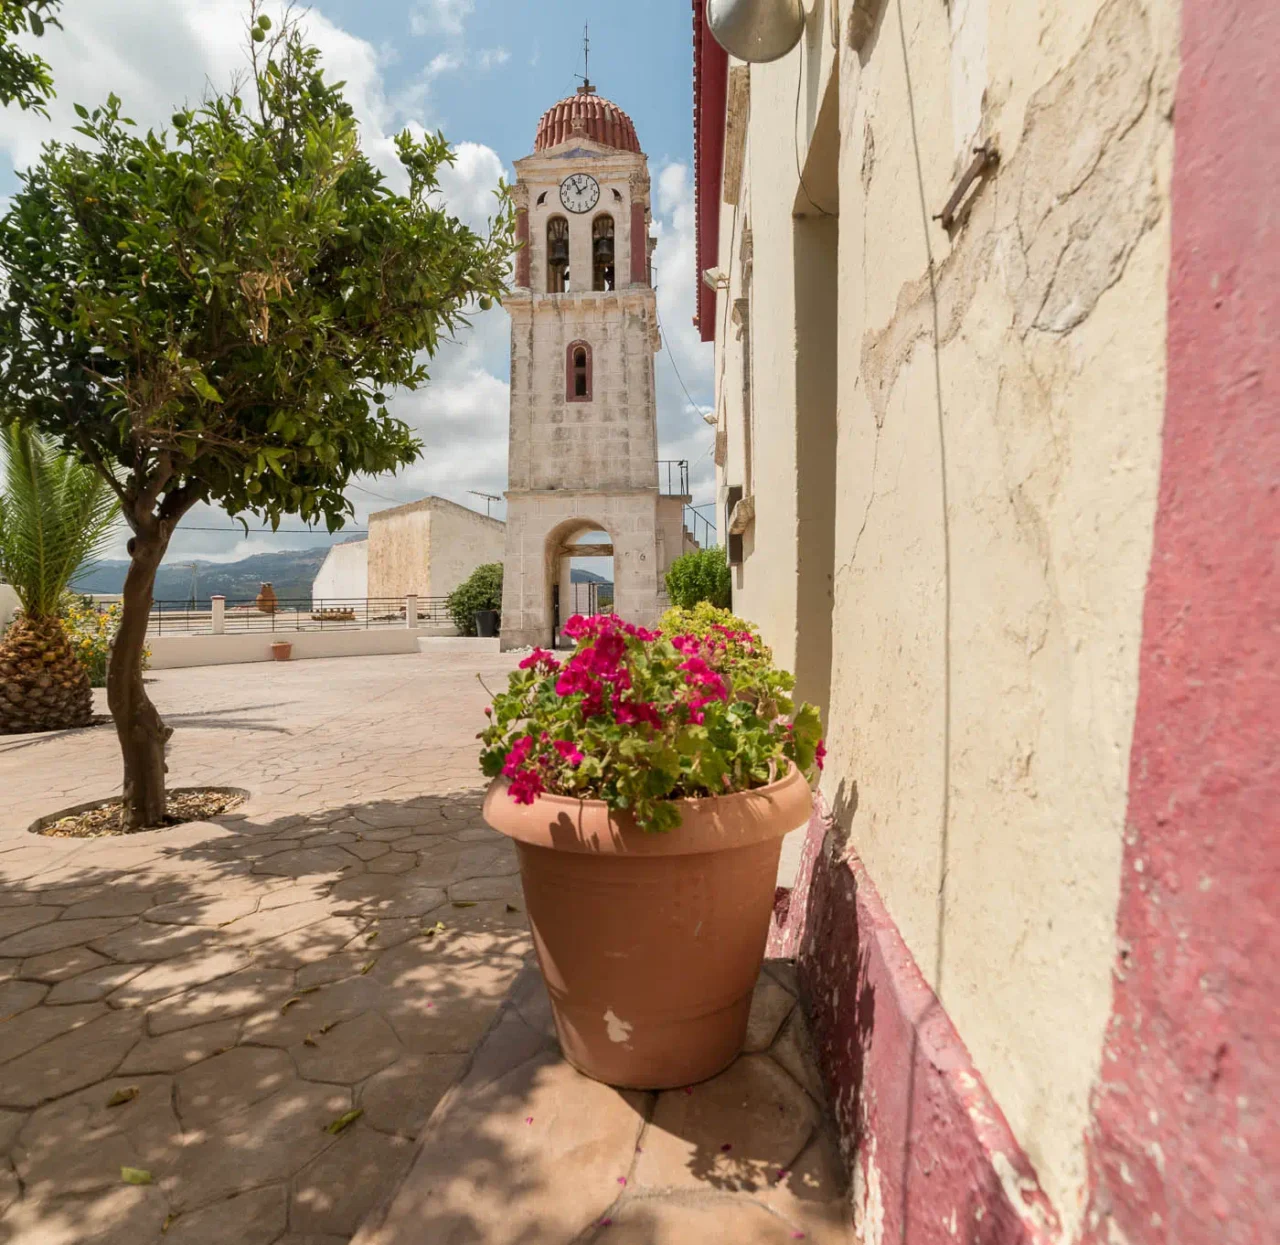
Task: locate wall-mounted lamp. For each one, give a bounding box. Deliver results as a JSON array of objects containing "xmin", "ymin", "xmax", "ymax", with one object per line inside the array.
[
  {"xmin": 707, "ymin": 0, "xmax": 805, "ymax": 64},
  {"xmin": 702, "ymin": 266, "xmax": 729, "ymax": 291}
]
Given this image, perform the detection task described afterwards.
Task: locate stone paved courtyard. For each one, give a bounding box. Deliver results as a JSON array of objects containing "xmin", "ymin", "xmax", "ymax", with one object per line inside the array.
[
  {"xmin": 0, "ymin": 652, "xmax": 849, "ymax": 1244},
  {"xmin": 0, "ymin": 651, "xmax": 531, "ymax": 1244}
]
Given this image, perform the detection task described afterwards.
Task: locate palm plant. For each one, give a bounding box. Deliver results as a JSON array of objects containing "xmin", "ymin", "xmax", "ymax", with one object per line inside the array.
[{"xmin": 0, "ymin": 421, "xmax": 119, "ymax": 733}]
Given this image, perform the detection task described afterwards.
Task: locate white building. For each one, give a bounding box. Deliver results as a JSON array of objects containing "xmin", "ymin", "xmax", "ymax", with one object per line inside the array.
[{"xmin": 310, "ymin": 496, "xmax": 505, "ymax": 604}]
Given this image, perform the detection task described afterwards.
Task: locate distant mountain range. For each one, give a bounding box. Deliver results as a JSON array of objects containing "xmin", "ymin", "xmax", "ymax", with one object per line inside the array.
[
  {"xmin": 72, "ymin": 547, "xmax": 333, "ymax": 605},
  {"xmin": 70, "ymin": 547, "xmax": 611, "ymax": 605}
]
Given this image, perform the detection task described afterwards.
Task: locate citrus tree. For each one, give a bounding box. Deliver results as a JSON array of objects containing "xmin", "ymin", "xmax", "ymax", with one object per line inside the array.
[
  {"xmin": 0, "ymin": 8, "xmax": 513, "ymax": 825},
  {"xmin": 0, "ymin": 0, "xmax": 60, "ymax": 114}
]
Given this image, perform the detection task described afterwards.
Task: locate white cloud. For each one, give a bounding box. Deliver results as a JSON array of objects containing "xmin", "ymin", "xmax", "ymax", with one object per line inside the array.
[
  {"xmin": 476, "ymin": 47, "xmax": 510, "ymax": 71},
  {"xmin": 426, "ymin": 50, "xmax": 462, "ymax": 77},
  {"xmin": 650, "ymin": 161, "xmax": 716, "ymax": 509},
  {"xmin": 409, "ymin": 0, "xmax": 474, "ymax": 39}
]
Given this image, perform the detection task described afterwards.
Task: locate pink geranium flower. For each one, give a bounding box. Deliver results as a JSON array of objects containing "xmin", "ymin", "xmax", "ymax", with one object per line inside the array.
[
  {"xmin": 553, "ymin": 740, "xmax": 584, "ymax": 767},
  {"xmin": 519, "ymin": 648, "xmax": 561, "ymax": 673},
  {"xmin": 508, "ymin": 769, "xmax": 545, "ymax": 805},
  {"xmin": 502, "ymin": 735, "xmax": 533, "ymax": 777}
]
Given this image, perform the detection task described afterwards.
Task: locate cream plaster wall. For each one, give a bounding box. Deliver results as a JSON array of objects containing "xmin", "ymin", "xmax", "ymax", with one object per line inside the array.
[
  {"xmin": 311, "ymin": 540, "xmax": 369, "ymax": 601},
  {"xmin": 419, "ymin": 499, "xmax": 506, "ymax": 598},
  {"xmin": 147, "ymin": 626, "xmax": 422, "ymax": 669},
  {"xmin": 715, "ymin": 0, "xmax": 1178, "ymax": 1228},
  {"xmin": 368, "ymin": 501, "xmax": 432, "ymax": 600},
  {"xmin": 367, "ymin": 497, "xmax": 505, "ymax": 601},
  {"xmin": 0, "ymin": 584, "xmax": 18, "ymax": 634}
]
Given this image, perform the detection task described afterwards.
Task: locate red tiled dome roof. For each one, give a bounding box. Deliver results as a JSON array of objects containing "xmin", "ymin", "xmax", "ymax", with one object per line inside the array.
[{"xmin": 534, "ymin": 86, "xmax": 641, "ymax": 154}]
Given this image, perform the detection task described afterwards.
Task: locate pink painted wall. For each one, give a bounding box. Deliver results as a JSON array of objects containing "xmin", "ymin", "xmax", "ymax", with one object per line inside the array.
[
  {"xmin": 629, "ymin": 200, "xmax": 647, "ymax": 286},
  {"xmin": 1081, "ymin": 2, "xmax": 1280, "ymax": 1241}
]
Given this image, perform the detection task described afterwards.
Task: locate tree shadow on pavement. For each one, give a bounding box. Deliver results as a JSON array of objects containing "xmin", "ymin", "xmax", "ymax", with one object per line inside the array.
[{"xmin": 0, "ymin": 792, "xmax": 849, "ymax": 1245}]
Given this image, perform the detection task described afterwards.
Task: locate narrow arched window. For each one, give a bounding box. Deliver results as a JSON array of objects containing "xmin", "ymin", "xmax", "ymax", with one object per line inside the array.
[
  {"xmin": 592, "ymin": 214, "xmax": 615, "ymax": 291},
  {"xmin": 566, "ymin": 341, "xmax": 591, "ymax": 401},
  {"xmin": 547, "ymin": 216, "xmax": 570, "ymax": 293}
]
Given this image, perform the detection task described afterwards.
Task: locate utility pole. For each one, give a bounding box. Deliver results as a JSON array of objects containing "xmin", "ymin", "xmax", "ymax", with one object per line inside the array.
[
  {"xmin": 172, "ymin": 562, "xmax": 200, "ymax": 608},
  {"xmin": 468, "ymin": 490, "xmax": 502, "ymax": 518}
]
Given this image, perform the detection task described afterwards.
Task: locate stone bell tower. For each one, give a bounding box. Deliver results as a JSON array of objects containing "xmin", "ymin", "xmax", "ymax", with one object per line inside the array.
[{"xmin": 499, "ymin": 84, "xmax": 690, "ymax": 649}]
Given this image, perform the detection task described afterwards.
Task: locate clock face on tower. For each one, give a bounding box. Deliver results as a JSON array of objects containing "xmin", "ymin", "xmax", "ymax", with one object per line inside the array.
[{"xmin": 559, "ymin": 173, "xmax": 600, "ymax": 214}]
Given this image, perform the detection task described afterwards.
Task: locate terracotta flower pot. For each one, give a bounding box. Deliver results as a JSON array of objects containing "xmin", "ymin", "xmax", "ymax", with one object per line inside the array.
[
  {"xmin": 269, "ymin": 641, "xmax": 292, "ymax": 661},
  {"xmin": 482, "ymin": 765, "xmax": 812, "ymax": 1089}
]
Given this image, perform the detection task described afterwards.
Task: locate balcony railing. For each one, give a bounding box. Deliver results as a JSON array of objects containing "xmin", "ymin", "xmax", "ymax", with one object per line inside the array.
[
  {"xmin": 683, "ymin": 504, "xmax": 717, "ymax": 550},
  {"xmin": 146, "ymin": 596, "xmax": 452, "ymax": 636},
  {"xmin": 658, "ymin": 459, "xmax": 690, "ymax": 498}
]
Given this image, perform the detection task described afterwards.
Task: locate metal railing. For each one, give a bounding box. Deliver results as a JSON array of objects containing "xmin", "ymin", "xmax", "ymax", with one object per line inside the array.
[
  {"xmin": 683, "ymin": 504, "xmax": 717, "ymax": 550},
  {"xmin": 571, "ymin": 581, "xmax": 614, "ymax": 618},
  {"xmin": 147, "ymin": 596, "xmax": 452, "ymax": 636},
  {"xmin": 658, "ymin": 459, "xmax": 690, "ymax": 498}
]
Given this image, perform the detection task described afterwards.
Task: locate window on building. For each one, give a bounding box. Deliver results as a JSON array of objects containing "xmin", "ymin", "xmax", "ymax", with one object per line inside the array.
[
  {"xmin": 547, "ymin": 216, "xmax": 570, "ymax": 293},
  {"xmin": 567, "ymin": 341, "xmax": 591, "ymax": 401},
  {"xmin": 592, "ymin": 215, "xmax": 615, "ymax": 291},
  {"xmin": 725, "ymin": 485, "xmax": 744, "ymax": 566}
]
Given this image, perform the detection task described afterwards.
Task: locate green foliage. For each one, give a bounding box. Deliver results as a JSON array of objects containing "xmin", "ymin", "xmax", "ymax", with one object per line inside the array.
[
  {"xmin": 447, "ymin": 562, "xmax": 502, "ymax": 636},
  {"xmin": 479, "ymin": 614, "xmax": 824, "ymax": 832},
  {"xmin": 0, "ymin": 9, "xmax": 515, "ymax": 542},
  {"xmin": 664, "ymin": 545, "xmax": 732, "ymax": 610},
  {"xmin": 0, "ymin": 0, "xmax": 60, "ymax": 115},
  {"xmin": 660, "ymin": 601, "xmax": 767, "ymax": 651},
  {"xmin": 0, "ymin": 422, "xmax": 119, "ymax": 618},
  {"xmin": 61, "ymin": 596, "xmax": 148, "ymax": 687}
]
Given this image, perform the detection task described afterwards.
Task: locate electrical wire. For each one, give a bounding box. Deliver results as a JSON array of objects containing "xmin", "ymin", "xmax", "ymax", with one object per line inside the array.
[
  {"xmin": 655, "ymin": 307, "xmax": 711, "ymax": 419},
  {"xmin": 180, "ymin": 527, "xmax": 368, "ymax": 535},
  {"xmin": 347, "ymin": 481, "xmax": 403, "ymax": 504},
  {"xmin": 793, "ymin": 20, "xmax": 835, "ymax": 218}
]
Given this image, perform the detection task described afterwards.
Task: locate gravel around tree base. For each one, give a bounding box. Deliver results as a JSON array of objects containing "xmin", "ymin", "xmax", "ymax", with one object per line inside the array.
[{"xmin": 35, "ymin": 788, "xmax": 246, "ymax": 837}]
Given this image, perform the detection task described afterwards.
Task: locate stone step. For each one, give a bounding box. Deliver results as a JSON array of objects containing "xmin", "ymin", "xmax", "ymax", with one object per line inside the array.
[{"xmin": 353, "ymin": 960, "xmax": 854, "ymax": 1244}]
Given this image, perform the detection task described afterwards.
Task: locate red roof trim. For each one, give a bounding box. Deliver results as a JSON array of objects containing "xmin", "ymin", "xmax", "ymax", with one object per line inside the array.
[{"xmin": 693, "ymin": 0, "xmax": 728, "ymax": 343}]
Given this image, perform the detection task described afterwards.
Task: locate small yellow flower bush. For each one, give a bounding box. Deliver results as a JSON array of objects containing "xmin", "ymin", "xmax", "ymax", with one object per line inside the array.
[
  {"xmin": 61, "ymin": 596, "xmax": 148, "ymax": 688},
  {"xmin": 658, "ymin": 601, "xmax": 773, "ymax": 663}
]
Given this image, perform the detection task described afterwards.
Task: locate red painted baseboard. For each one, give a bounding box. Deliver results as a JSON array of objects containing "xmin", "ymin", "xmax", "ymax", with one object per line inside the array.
[{"xmin": 770, "ymin": 800, "xmax": 1059, "ymax": 1245}]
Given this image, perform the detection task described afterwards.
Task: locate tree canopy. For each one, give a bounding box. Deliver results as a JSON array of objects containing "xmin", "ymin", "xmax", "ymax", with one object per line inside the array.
[
  {"xmin": 0, "ymin": 0, "xmax": 59, "ymax": 114},
  {"xmin": 0, "ymin": 16, "xmax": 513, "ymax": 541},
  {"xmin": 0, "ymin": 6, "xmax": 515, "ymax": 825}
]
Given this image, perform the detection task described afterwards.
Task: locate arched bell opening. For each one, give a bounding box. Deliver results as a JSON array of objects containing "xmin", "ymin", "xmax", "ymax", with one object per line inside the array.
[
  {"xmin": 592, "ymin": 214, "xmax": 615, "ymax": 291},
  {"xmin": 547, "ymin": 215, "xmax": 570, "ymax": 292}
]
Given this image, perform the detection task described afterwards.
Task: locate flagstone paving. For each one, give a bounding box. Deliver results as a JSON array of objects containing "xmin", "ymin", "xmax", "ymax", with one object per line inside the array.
[
  {"xmin": 355, "ymin": 961, "xmax": 850, "ymax": 1245},
  {"xmin": 0, "ymin": 651, "xmax": 852, "ymax": 1243},
  {"xmin": 0, "ymin": 651, "xmax": 530, "ymax": 1244}
]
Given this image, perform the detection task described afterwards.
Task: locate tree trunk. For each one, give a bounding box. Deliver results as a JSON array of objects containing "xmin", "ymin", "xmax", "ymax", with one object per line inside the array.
[{"xmin": 107, "ymin": 531, "xmax": 171, "ymax": 830}]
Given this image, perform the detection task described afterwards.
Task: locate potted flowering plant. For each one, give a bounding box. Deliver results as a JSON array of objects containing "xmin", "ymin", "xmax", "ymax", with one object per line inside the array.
[{"xmin": 479, "ymin": 612, "xmax": 824, "ymax": 1089}]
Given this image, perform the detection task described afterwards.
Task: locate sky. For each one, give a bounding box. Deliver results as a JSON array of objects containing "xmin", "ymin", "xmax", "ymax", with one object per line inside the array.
[{"xmin": 0, "ymin": 0, "xmax": 715, "ymax": 564}]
